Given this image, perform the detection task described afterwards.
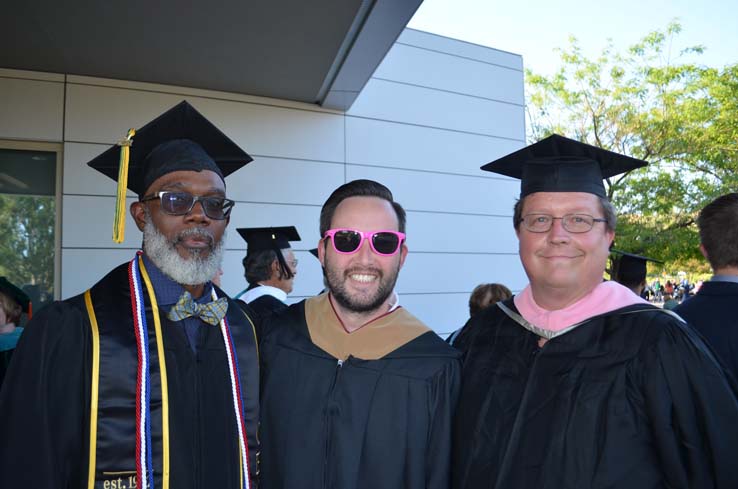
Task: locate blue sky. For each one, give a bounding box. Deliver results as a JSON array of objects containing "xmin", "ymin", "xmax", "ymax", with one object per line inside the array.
[{"xmin": 408, "ymin": 0, "xmax": 737, "ymax": 75}]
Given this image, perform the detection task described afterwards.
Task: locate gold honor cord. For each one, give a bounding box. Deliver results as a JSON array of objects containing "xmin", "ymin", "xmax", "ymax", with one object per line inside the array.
[
  {"xmin": 138, "ymin": 256, "xmax": 171, "ymax": 489},
  {"xmin": 113, "ymin": 128, "xmax": 136, "ymax": 244},
  {"xmin": 84, "ymin": 290, "xmax": 101, "ymax": 489}
]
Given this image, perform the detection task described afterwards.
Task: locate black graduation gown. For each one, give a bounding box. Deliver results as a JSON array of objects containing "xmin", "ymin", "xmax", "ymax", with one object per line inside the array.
[
  {"xmin": 452, "ymin": 300, "xmax": 738, "ymax": 489},
  {"xmin": 0, "ymin": 262, "xmax": 260, "ymax": 489},
  {"xmin": 0, "ymin": 347, "xmax": 17, "ymax": 388},
  {"xmin": 237, "ymin": 292, "xmax": 288, "ymax": 340},
  {"xmin": 259, "ymin": 300, "xmax": 461, "ymax": 489}
]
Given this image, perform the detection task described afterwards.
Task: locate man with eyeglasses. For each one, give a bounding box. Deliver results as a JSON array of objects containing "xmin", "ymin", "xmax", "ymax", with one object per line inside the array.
[
  {"xmin": 234, "ymin": 226, "xmax": 301, "ymax": 332},
  {"xmin": 452, "ymin": 135, "xmax": 738, "ymax": 489},
  {"xmin": 0, "ymin": 101, "xmax": 260, "ymax": 489},
  {"xmin": 258, "ymin": 179, "xmax": 461, "ymax": 489}
]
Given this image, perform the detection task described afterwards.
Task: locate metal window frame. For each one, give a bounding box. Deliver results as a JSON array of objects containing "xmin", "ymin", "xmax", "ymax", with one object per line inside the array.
[{"xmin": 0, "ymin": 139, "xmax": 64, "ymax": 300}]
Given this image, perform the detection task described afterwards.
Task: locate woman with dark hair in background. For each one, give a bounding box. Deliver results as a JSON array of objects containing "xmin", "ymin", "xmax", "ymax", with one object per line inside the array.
[
  {"xmin": 446, "ymin": 283, "xmax": 512, "ymax": 346},
  {"xmin": 0, "ymin": 277, "xmax": 31, "ymax": 388}
]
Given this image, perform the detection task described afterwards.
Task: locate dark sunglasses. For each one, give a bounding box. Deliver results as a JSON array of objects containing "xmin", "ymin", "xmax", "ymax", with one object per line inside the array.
[
  {"xmin": 140, "ymin": 191, "xmax": 234, "ymax": 220},
  {"xmin": 323, "ymin": 228, "xmax": 406, "ymax": 256}
]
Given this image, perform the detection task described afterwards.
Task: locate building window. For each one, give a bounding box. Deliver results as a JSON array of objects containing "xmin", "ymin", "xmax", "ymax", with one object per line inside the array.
[{"xmin": 0, "ymin": 142, "xmax": 61, "ymax": 320}]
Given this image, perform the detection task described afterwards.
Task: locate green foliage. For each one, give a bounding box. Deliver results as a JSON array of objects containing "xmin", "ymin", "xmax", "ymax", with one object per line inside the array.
[
  {"xmin": 0, "ymin": 194, "xmax": 56, "ymax": 306},
  {"xmin": 526, "ymin": 21, "xmax": 738, "ymax": 274}
]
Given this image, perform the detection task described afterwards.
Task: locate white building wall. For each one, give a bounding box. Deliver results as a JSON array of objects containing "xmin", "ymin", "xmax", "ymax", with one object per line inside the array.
[{"xmin": 0, "ymin": 28, "xmax": 527, "ymax": 335}]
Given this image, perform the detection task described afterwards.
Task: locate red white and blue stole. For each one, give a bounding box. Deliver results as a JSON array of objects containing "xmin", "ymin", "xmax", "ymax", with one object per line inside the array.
[{"xmin": 83, "ymin": 253, "xmax": 252, "ymax": 489}]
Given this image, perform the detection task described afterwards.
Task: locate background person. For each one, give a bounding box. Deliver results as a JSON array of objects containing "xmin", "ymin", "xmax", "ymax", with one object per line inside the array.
[
  {"xmin": 0, "ymin": 277, "xmax": 31, "ymax": 388},
  {"xmin": 675, "ymin": 192, "xmax": 738, "ymax": 381},
  {"xmin": 609, "ymin": 249, "xmax": 663, "ymax": 298},
  {"xmin": 446, "ymin": 283, "xmax": 512, "ymax": 346},
  {"xmin": 235, "ymin": 226, "xmax": 300, "ymax": 331}
]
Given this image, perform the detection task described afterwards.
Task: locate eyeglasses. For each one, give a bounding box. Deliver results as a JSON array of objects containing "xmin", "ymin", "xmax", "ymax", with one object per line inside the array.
[
  {"xmin": 140, "ymin": 191, "xmax": 235, "ymax": 220},
  {"xmin": 519, "ymin": 213, "xmax": 607, "ymax": 233},
  {"xmin": 323, "ymin": 229, "xmax": 406, "ymax": 256}
]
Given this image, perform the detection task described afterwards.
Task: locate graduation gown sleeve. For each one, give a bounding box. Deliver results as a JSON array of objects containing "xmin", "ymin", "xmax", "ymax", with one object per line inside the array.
[
  {"xmin": 640, "ymin": 320, "xmax": 738, "ymax": 488},
  {"xmin": 426, "ymin": 356, "xmax": 461, "ymax": 489},
  {"xmin": 0, "ymin": 300, "xmax": 90, "ymax": 487}
]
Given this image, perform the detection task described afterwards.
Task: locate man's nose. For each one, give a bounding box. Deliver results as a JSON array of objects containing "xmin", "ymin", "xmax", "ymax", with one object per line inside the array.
[{"xmin": 548, "ymin": 218, "xmax": 570, "ymax": 242}]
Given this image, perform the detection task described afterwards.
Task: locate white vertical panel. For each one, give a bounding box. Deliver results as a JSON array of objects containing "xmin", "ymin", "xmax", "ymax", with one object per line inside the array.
[
  {"xmin": 396, "ymin": 253, "xmax": 527, "ymax": 294},
  {"xmin": 345, "ymin": 164, "xmax": 519, "ymax": 216},
  {"xmin": 345, "ymin": 116, "xmax": 523, "ymax": 176},
  {"xmin": 348, "ymin": 78, "xmax": 525, "ymax": 139},
  {"xmin": 397, "ymin": 29, "xmax": 524, "ymax": 71},
  {"xmin": 374, "ymin": 43, "xmax": 524, "ymax": 105}
]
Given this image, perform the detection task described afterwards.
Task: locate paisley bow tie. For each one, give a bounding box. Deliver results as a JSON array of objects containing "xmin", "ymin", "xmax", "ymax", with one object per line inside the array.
[{"xmin": 167, "ymin": 291, "xmax": 228, "ymax": 325}]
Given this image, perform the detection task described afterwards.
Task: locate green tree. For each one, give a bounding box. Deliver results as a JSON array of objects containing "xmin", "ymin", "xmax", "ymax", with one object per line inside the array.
[
  {"xmin": 0, "ymin": 194, "xmax": 56, "ymax": 307},
  {"xmin": 526, "ymin": 21, "xmax": 738, "ymax": 274}
]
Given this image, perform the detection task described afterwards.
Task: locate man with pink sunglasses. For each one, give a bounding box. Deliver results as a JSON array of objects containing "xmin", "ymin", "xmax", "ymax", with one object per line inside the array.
[{"xmin": 258, "ymin": 179, "xmax": 461, "ymax": 489}]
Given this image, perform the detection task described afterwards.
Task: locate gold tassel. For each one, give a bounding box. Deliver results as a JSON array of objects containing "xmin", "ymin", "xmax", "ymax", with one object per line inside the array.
[{"xmin": 113, "ymin": 128, "xmax": 136, "ymax": 243}]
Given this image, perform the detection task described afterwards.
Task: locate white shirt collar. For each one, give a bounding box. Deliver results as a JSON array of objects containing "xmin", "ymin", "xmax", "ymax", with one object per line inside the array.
[
  {"xmin": 242, "ymin": 284, "xmax": 288, "ymax": 304},
  {"xmin": 388, "ymin": 291, "xmax": 400, "ymax": 312}
]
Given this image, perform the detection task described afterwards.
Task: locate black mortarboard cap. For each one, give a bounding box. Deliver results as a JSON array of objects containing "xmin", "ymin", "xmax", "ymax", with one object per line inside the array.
[
  {"xmin": 0, "ymin": 277, "xmax": 31, "ymax": 317},
  {"xmin": 610, "ymin": 249, "xmax": 663, "ymax": 284},
  {"xmin": 238, "ymin": 226, "xmax": 301, "ymax": 280},
  {"xmin": 86, "ymin": 100, "xmax": 252, "ymax": 243},
  {"xmin": 309, "ymin": 248, "xmax": 319, "ymax": 259},
  {"xmin": 481, "ymin": 134, "xmax": 647, "ymax": 198},
  {"xmin": 87, "ymin": 100, "xmax": 252, "ymax": 196},
  {"xmin": 237, "ymin": 226, "xmax": 301, "ymax": 252}
]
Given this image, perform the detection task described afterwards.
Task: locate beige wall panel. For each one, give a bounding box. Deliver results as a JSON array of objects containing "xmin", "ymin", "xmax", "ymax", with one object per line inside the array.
[
  {"xmin": 0, "ymin": 77, "xmax": 64, "ymax": 141},
  {"xmin": 64, "ymin": 83, "xmax": 345, "ymax": 162}
]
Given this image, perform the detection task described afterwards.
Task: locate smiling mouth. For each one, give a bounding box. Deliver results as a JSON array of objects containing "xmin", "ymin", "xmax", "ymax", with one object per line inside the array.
[
  {"xmin": 349, "ymin": 273, "xmax": 377, "ymax": 283},
  {"xmin": 542, "ymin": 255, "xmax": 582, "ymax": 260}
]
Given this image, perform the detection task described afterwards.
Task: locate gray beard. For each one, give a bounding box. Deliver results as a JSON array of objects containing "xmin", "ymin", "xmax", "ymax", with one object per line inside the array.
[{"xmin": 142, "ymin": 217, "xmax": 225, "ymax": 286}]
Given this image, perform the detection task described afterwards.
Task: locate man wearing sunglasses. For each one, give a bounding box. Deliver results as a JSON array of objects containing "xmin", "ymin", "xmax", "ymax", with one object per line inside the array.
[
  {"xmin": 259, "ymin": 179, "xmax": 461, "ymax": 489},
  {"xmin": 452, "ymin": 135, "xmax": 738, "ymax": 489},
  {"xmin": 0, "ymin": 101, "xmax": 260, "ymax": 489}
]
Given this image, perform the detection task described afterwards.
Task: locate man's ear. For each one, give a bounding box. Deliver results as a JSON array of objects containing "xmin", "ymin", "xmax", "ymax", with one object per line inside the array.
[
  {"xmin": 398, "ymin": 243, "xmax": 408, "ymax": 268},
  {"xmin": 699, "ymin": 243, "xmax": 709, "ymax": 260},
  {"xmin": 130, "ymin": 201, "xmax": 147, "ymax": 231},
  {"xmin": 317, "ymin": 239, "xmax": 326, "ymax": 267},
  {"xmin": 271, "ymin": 258, "xmax": 282, "ymax": 279}
]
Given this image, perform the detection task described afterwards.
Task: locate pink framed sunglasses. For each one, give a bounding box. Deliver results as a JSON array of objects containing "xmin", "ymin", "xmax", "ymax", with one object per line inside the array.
[{"xmin": 323, "ymin": 228, "xmax": 406, "ymax": 256}]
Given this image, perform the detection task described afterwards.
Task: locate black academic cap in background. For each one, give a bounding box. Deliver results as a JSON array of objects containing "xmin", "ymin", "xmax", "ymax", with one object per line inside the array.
[
  {"xmin": 482, "ymin": 134, "xmax": 647, "ymax": 198},
  {"xmin": 238, "ymin": 226, "xmax": 301, "ymax": 280},
  {"xmin": 237, "ymin": 226, "xmax": 301, "ymax": 252},
  {"xmin": 610, "ymin": 249, "xmax": 663, "ymax": 284},
  {"xmin": 87, "ymin": 100, "xmax": 252, "ymax": 196},
  {"xmin": 309, "ymin": 248, "xmax": 319, "ymax": 259},
  {"xmin": 0, "ymin": 277, "xmax": 31, "ymax": 317}
]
